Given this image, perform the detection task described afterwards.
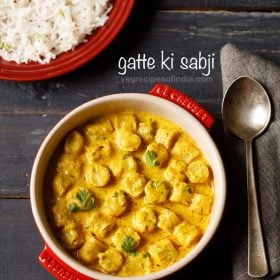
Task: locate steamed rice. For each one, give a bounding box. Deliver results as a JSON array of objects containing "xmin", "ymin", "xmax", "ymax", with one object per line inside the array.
[{"xmin": 0, "ymin": 0, "xmax": 112, "ymax": 64}]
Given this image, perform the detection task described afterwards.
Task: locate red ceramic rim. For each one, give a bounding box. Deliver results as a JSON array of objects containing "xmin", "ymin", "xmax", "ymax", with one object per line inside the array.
[{"xmin": 0, "ymin": 0, "xmax": 134, "ymax": 81}]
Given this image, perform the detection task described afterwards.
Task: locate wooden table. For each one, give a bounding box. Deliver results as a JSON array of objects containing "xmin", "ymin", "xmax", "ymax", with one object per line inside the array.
[{"xmin": 1, "ymin": 1, "xmax": 280, "ymax": 279}]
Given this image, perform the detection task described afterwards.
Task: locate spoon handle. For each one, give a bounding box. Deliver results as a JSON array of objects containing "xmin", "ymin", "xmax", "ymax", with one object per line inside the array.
[{"xmin": 246, "ymin": 140, "xmax": 268, "ymax": 277}]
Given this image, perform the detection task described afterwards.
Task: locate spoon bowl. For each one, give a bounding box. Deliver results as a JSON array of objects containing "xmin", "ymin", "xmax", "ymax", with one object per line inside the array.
[
  {"xmin": 222, "ymin": 76, "xmax": 271, "ymax": 278},
  {"xmin": 222, "ymin": 76, "xmax": 271, "ymax": 141}
]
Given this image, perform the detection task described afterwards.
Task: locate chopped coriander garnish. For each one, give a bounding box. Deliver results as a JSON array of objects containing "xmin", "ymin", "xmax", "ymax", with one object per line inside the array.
[
  {"xmin": 122, "ymin": 235, "xmax": 137, "ymax": 253},
  {"xmin": 143, "ymin": 252, "xmax": 151, "ymax": 258},
  {"xmin": 76, "ymin": 189, "xmax": 90, "ymax": 207},
  {"xmin": 58, "ymin": 9, "xmax": 65, "ymax": 17},
  {"xmin": 34, "ymin": 33, "xmax": 41, "ymax": 41},
  {"xmin": 145, "ymin": 150, "xmax": 160, "ymax": 167},
  {"xmin": 128, "ymin": 251, "xmax": 139, "ymax": 257},
  {"xmin": 1, "ymin": 42, "xmax": 12, "ymax": 52},
  {"xmin": 68, "ymin": 189, "xmax": 95, "ymax": 213},
  {"xmin": 150, "ymin": 180, "xmax": 157, "ymax": 188},
  {"xmin": 68, "ymin": 202, "xmax": 81, "ymax": 212},
  {"xmin": 123, "ymin": 152, "xmax": 133, "ymax": 159}
]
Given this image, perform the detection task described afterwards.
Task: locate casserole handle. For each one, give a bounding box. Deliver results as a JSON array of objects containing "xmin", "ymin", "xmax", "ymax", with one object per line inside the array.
[
  {"xmin": 149, "ymin": 83, "xmax": 214, "ymax": 129},
  {"xmin": 39, "ymin": 245, "xmax": 93, "ymax": 280}
]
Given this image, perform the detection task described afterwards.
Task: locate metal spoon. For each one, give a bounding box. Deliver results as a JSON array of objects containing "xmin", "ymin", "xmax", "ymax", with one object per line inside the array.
[{"xmin": 222, "ymin": 76, "xmax": 271, "ymax": 278}]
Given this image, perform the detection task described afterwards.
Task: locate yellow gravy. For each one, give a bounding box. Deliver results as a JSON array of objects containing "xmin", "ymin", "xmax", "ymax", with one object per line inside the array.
[{"xmin": 45, "ymin": 111, "xmax": 214, "ymax": 276}]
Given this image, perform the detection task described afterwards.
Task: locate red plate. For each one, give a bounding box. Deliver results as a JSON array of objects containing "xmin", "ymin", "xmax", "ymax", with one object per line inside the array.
[{"xmin": 0, "ymin": 0, "xmax": 134, "ymax": 81}]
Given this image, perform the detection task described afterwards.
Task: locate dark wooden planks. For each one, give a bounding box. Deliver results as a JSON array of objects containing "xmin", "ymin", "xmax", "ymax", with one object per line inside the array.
[
  {"xmin": 0, "ymin": 199, "xmax": 53, "ymax": 280},
  {"xmin": 0, "ymin": 198, "xmax": 231, "ymax": 279},
  {"xmin": 0, "ymin": 11, "xmax": 279, "ymax": 115},
  {"xmin": 142, "ymin": 0, "xmax": 280, "ymax": 11},
  {"xmin": 0, "ymin": 115, "xmax": 61, "ymax": 196}
]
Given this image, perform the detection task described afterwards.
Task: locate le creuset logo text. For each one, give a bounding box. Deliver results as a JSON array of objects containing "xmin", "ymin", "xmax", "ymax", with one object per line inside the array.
[
  {"xmin": 117, "ymin": 51, "xmax": 215, "ymax": 77},
  {"xmin": 150, "ymin": 84, "xmax": 214, "ymax": 129},
  {"xmin": 41, "ymin": 251, "xmax": 81, "ymax": 280}
]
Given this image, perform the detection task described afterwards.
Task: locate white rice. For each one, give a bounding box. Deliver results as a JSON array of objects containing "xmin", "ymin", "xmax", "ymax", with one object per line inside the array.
[{"xmin": 0, "ymin": 0, "xmax": 112, "ymax": 64}]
